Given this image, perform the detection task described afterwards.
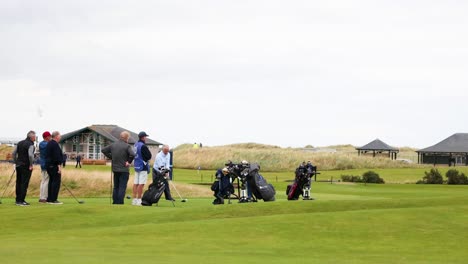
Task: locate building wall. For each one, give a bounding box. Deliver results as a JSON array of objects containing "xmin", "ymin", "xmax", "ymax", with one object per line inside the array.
[
  {"xmin": 148, "ymin": 146, "xmax": 161, "ymax": 163},
  {"xmin": 61, "ymin": 130, "xmax": 161, "ymax": 161},
  {"xmin": 420, "ymin": 154, "xmax": 467, "ymax": 165},
  {"xmin": 61, "ymin": 131, "xmax": 110, "ymax": 160}
]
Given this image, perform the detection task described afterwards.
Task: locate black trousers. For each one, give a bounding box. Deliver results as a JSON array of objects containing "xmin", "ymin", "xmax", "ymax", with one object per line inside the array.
[
  {"xmin": 47, "ymin": 166, "xmax": 62, "ymax": 202},
  {"xmin": 113, "ymin": 172, "xmax": 129, "ymax": 204},
  {"xmin": 152, "ymin": 169, "xmax": 173, "ymax": 200},
  {"xmin": 15, "ymin": 166, "xmax": 32, "ymax": 203},
  {"xmin": 75, "ymin": 161, "xmax": 82, "ymax": 168}
]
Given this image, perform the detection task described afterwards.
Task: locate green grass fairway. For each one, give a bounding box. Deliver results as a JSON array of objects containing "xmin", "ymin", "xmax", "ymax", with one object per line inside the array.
[
  {"xmin": 1, "ymin": 178, "xmax": 468, "ymax": 264},
  {"xmin": 173, "ymin": 166, "xmax": 468, "ymax": 184}
]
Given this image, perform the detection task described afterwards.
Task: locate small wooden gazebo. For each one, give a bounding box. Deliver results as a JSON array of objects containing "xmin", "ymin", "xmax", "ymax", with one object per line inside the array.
[{"xmin": 356, "ymin": 139, "xmax": 399, "ymax": 160}]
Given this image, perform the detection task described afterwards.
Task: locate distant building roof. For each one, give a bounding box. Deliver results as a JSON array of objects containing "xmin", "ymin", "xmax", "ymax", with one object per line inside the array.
[
  {"xmin": 417, "ymin": 133, "xmax": 468, "ymax": 153},
  {"xmin": 356, "ymin": 139, "xmax": 399, "ymax": 152},
  {"xmin": 0, "ymin": 138, "xmax": 21, "ymax": 145},
  {"xmin": 61, "ymin": 125, "xmax": 163, "ymax": 146}
]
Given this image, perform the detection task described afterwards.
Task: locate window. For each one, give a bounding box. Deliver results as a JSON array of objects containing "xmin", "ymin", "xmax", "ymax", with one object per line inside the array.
[
  {"xmin": 96, "ymin": 145, "xmax": 102, "ymax": 159},
  {"xmin": 89, "ymin": 134, "xmax": 95, "ymax": 144},
  {"xmin": 72, "ymin": 145, "xmax": 77, "ymax": 152},
  {"xmin": 88, "ymin": 145, "xmax": 95, "ymax": 159}
]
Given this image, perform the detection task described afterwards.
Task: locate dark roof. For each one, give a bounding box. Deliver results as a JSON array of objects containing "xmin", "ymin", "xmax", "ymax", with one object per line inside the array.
[
  {"xmin": 61, "ymin": 125, "xmax": 163, "ymax": 146},
  {"xmin": 356, "ymin": 139, "xmax": 399, "ymax": 151},
  {"xmin": 417, "ymin": 133, "xmax": 468, "ymax": 153}
]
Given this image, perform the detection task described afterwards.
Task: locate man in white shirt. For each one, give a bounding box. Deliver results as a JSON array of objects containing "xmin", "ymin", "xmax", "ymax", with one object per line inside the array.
[{"xmin": 153, "ymin": 145, "xmax": 175, "ymax": 201}]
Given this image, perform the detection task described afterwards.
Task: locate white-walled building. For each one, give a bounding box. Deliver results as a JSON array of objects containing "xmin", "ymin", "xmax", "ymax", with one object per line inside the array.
[{"xmin": 60, "ymin": 125, "xmax": 163, "ymax": 160}]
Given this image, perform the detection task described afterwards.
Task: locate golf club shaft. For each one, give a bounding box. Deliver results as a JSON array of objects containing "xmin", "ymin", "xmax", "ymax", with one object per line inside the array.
[
  {"xmin": 61, "ymin": 181, "xmax": 82, "ymax": 204},
  {"xmin": 110, "ymin": 171, "xmax": 113, "ymax": 205},
  {"xmin": 0, "ymin": 169, "xmax": 16, "ymax": 201},
  {"xmin": 169, "ymin": 181, "xmax": 184, "ymax": 200}
]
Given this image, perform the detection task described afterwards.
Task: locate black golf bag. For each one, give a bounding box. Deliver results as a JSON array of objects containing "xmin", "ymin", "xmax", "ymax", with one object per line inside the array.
[
  {"xmin": 246, "ymin": 163, "xmax": 276, "ymax": 202},
  {"xmin": 287, "ymin": 163, "xmax": 315, "ymax": 200},
  {"xmin": 211, "ymin": 169, "xmax": 235, "ymax": 205},
  {"xmin": 141, "ymin": 170, "xmax": 166, "ymax": 206}
]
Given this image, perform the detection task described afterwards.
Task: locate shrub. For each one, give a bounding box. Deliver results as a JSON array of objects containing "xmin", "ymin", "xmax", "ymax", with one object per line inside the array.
[
  {"xmin": 421, "ymin": 168, "xmax": 444, "ymax": 184},
  {"xmin": 341, "ymin": 175, "xmax": 362, "ymax": 182},
  {"xmin": 362, "ymin": 171, "xmax": 385, "ymax": 184},
  {"xmin": 446, "ymin": 169, "xmax": 468, "ymax": 185}
]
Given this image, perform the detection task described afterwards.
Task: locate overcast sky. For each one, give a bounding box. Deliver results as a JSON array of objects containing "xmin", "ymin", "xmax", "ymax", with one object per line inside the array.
[{"xmin": 1, "ymin": 0, "xmax": 467, "ymax": 148}]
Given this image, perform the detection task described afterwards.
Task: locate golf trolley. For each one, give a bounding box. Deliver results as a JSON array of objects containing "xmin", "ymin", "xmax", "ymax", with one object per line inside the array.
[
  {"xmin": 287, "ymin": 162, "xmax": 318, "ymax": 200},
  {"xmin": 211, "ymin": 161, "xmax": 252, "ymax": 204},
  {"xmin": 212, "ymin": 160, "xmax": 276, "ymax": 205},
  {"xmin": 225, "ymin": 161, "xmax": 257, "ymax": 203}
]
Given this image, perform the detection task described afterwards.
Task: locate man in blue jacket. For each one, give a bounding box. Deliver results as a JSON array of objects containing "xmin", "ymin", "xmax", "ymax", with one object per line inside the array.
[
  {"xmin": 38, "ymin": 131, "xmax": 51, "ymax": 203},
  {"xmin": 132, "ymin": 132, "xmax": 152, "ymax": 206}
]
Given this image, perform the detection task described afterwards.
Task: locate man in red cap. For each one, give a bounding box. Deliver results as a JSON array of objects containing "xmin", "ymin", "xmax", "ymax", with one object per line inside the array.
[{"xmin": 39, "ymin": 131, "xmax": 51, "ymax": 203}]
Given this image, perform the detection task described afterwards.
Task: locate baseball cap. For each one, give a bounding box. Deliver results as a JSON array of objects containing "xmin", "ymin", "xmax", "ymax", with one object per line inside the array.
[
  {"xmin": 138, "ymin": 131, "xmax": 149, "ymax": 138},
  {"xmin": 42, "ymin": 131, "xmax": 51, "ymax": 139}
]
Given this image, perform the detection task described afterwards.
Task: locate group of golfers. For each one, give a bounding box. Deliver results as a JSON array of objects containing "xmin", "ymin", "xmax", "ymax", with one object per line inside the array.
[
  {"xmin": 10, "ymin": 130, "xmax": 174, "ymax": 206},
  {"xmin": 13, "ymin": 130, "xmax": 64, "ymax": 206}
]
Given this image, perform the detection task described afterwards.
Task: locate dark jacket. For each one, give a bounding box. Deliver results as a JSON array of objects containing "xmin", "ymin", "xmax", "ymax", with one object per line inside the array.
[
  {"xmin": 13, "ymin": 138, "xmax": 35, "ymax": 167},
  {"xmin": 102, "ymin": 140, "xmax": 136, "ymax": 173},
  {"xmin": 46, "ymin": 140, "xmax": 63, "ymax": 167},
  {"xmin": 141, "ymin": 143, "xmax": 152, "ymax": 162}
]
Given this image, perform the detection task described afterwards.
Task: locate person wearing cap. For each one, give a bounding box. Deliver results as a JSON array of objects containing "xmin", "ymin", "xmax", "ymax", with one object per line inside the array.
[
  {"xmin": 132, "ymin": 132, "xmax": 152, "ymax": 206},
  {"xmin": 38, "ymin": 131, "xmax": 51, "ymax": 203},
  {"xmin": 12, "ymin": 131, "xmax": 36, "ymax": 206}
]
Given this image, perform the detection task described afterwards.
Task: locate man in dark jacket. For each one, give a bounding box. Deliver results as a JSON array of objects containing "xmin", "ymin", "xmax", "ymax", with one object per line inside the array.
[
  {"xmin": 102, "ymin": 131, "xmax": 135, "ymax": 205},
  {"xmin": 45, "ymin": 131, "xmax": 64, "ymax": 205},
  {"xmin": 75, "ymin": 154, "xmax": 82, "ymax": 168},
  {"xmin": 12, "ymin": 131, "xmax": 36, "ymax": 206}
]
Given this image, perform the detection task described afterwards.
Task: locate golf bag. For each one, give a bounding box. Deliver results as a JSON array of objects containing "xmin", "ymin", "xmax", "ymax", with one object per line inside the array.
[
  {"xmin": 141, "ymin": 171, "xmax": 166, "ymax": 206},
  {"xmin": 287, "ymin": 163, "xmax": 315, "ymax": 200},
  {"xmin": 211, "ymin": 169, "xmax": 235, "ymax": 205},
  {"xmin": 246, "ymin": 163, "xmax": 276, "ymax": 202}
]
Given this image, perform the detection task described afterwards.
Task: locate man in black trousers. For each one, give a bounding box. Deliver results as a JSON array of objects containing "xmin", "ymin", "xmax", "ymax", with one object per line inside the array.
[
  {"xmin": 46, "ymin": 131, "xmax": 64, "ymax": 205},
  {"xmin": 75, "ymin": 154, "xmax": 82, "ymax": 168},
  {"xmin": 102, "ymin": 131, "xmax": 135, "ymax": 204},
  {"xmin": 12, "ymin": 131, "xmax": 36, "ymax": 206}
]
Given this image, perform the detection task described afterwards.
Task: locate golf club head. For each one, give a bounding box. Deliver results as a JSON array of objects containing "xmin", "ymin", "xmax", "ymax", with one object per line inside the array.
[
  {"xmin": 79, "ymin": 201, "xmax": 85, "ymax": 204},
  {"xmin": 181, "ymin": 199, "xmax": 187, "ymax": 202},
  {"xmin": 126, "ymin": 195, "xmax": 131, "ymax": 199}
]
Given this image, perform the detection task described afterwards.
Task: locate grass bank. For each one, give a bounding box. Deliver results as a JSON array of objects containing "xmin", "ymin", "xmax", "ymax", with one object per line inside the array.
[{"xmin": 173, "ymin": 143, "xmax": 420, "ymax": 171}]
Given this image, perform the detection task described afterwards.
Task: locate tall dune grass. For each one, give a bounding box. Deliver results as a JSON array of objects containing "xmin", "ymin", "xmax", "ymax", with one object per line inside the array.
[
  {"xmin": 0, "ymin": 145, "xmax": 13, "ymax": 160},
  {"xmin": 0, "ymin": 164, "xmax": 212, "ymax": 198},
  {"xmin": 173, "ymin": 144, "xmax": 421, "ymax": 171}
]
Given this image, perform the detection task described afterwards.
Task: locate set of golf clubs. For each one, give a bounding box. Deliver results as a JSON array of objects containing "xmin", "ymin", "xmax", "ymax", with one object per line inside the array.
[
  {"xmin": 0, "ymin": 168, "xmax": 84, "ymax": 205},
  {"xmin": 121, "ymin": 173, "xmax": 189, "ymax": 206}
]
